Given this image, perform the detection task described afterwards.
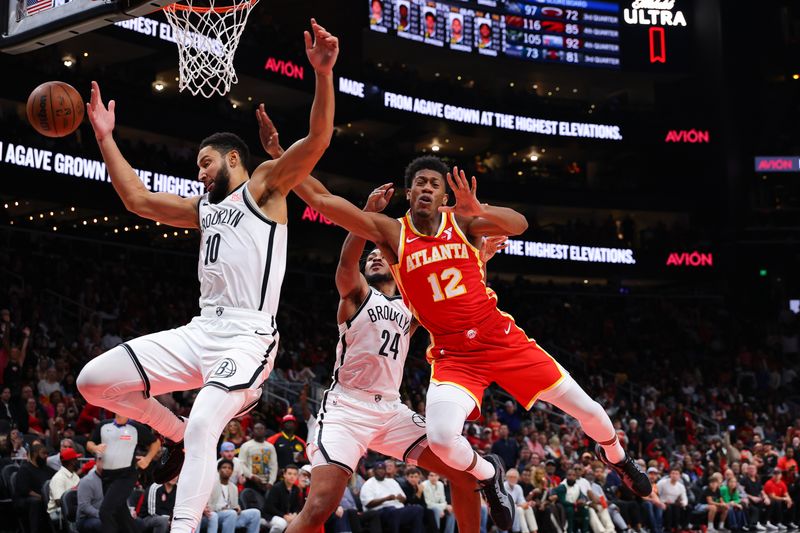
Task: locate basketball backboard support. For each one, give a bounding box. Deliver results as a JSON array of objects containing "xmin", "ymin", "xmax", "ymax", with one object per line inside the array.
[{"xmin": 1, "ymin": 0, "xmax": 174, "ymax": 54}]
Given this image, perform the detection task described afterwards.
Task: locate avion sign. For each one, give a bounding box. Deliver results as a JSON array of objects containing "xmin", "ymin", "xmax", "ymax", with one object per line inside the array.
[
  {"xmin": 301, "ymin": 207, "xmax": 335, "ymax": 226},
  {"xmin": 264, "ymin": 57, "xmax": 304, "ymax": 80},
  {"xmin": 754, "ymin": 156, "xmax": 800, "ymax": 173},
  {"xmin": 666, "ymin": 251, "xmax": 713, "ymax": 268},
  {"xmin": 665, "ymin": 129, "xmax": 710, "ymax": 144}
]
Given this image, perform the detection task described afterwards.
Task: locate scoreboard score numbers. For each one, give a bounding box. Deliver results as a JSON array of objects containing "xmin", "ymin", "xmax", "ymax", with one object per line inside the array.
[{"xmin": 368, "ymin": 0, "xmax": 692, "ymax": 71}]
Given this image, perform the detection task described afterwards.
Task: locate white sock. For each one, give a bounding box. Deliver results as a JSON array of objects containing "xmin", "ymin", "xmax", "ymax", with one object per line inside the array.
[{"xmin": 467, "ymin": 454, "xmax": 497, "ymax": 481}]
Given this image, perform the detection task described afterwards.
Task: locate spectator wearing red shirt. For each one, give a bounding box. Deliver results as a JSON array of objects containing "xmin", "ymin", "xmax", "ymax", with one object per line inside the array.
[
  {"xmin": 763, "ymin": 469, "xmax": 795, "ymax": 529},
  {"xmin": 777, "ymin": 448, "xmax": 797, "ymax": 484}
]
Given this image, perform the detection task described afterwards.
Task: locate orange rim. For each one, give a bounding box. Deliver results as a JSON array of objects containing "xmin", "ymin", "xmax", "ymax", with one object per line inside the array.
[{"xmin": 163, "ymin": 0, "xmax": 256, "ymax": 13}]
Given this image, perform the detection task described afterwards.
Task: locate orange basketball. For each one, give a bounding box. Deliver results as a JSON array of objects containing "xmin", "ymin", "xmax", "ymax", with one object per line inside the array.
[{"xmin": 26, "ymin": 81, "xmax": 85, "ymax": 138}]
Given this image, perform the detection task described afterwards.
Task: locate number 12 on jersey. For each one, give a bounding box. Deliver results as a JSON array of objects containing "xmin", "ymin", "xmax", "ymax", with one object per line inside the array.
[{"xmin": 427, "ymin": 267, "xmax": 467, "ymax": 302}]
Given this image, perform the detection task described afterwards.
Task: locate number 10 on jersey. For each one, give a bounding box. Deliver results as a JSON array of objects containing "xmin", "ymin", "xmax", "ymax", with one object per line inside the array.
[{"xmin": 204, "ymin": 233, "xmax": 221, "ymax": 265}]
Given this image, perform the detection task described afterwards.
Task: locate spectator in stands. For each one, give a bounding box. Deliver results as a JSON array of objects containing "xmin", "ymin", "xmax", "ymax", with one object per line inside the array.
[
  {"xmin": 328, "ymin": 478, "xmax": 381, "ymax": 533},
  {"xmin": 553, "ymin": 467, "xmax": 589, "ymax": 533},
  {"xmin": 506, "ymin": 467, "xmax": 538, "ymax": 533},
  {"xmin": 492, "ymin": 424, "xmax": 520, "ymax": 470},
  {"xmin": 499, "ymin": 400, "xmax": 522, "ymax": 433},
  {"xmin": 655, "ymin": 465, "xmax": 688, "ymax": 532},
  {"xmin": 701, "ymin": 473, "xmax": 729, "ymax": 533},
  {"xmin": 217, "ymin": 441, "xmax": 252, "ymax": 487},
  {"xmin": 3, "ymin": 324, "xmax": 29, "ymax": 398},
  {"xmin": 0, "ymin": 386, "xmax": 19, "ymax": 430},
  {"xmin": 87, "ymin": 414, "xmax": 160, "ymax": 533},
  {"xmin": 239, "ymin": 422, "xmax": 278, "ymax": 494},
  {"xmin": 267, "ymin": 415, "xmax": 307, "ymax": 469},
  {"xmin": 643, "ymin": 467, "xmax": 665, "ymax": 533},
  {"xmin": 15, "ymin": 442, "xmax": 55, "ymax": 533},
  {"xmin": 400, "ymin": 466, "xmax": 437, "ymax": 532},
  {"xmin": 586, "ymin": 464, "xmax": 619, "ymax": 533},
  {"xmin": 533, "ymin": 465, "xmax": 567, "ymax": 533},
  {"xmin": 222, "ymin": 419, "xmax": 246, "ymax": 450},
  {"xmin": 778, "ymin": 447, "xmax": 797, "ymax": 477},
  {"xmin": 76, "ymin": 456, "xmax": 103, "ymax": 533},
  {"xmin": 421, "ymin": 470, "xmax": 455, "ymax": 533},
  {"xmin": 209, "ymin": 458, "xmax": 261, "ymax": 533},
  {"xmin": 721, "ymin": 475, "xmax": 748, "ymax": 531},
  {"xmin": 764, "ymin": 468, "xmax": 794, "ymax": 530},
  {"xmin": 46, "ymin": 438, "xmax": 76, "ymax": 470},
  {"xmin": 139, "ymin": 477, "xmax": 177, "ymax": 533},
  {"xmin": 47, "ymin": 447, "xmax": 81, "ymax": 521},
  {"xmin": 384, "ymin": 459, "xmax": 401, "ymax": 482},
  {"xmin": 740, "ymin": 463, "xmax": 769, "ymax": 531},
  {"xmin": 38, "ymin": 367, "xmax": 63, "ymax": 398},
  {"xmin": 359, "ymin": 461, "xmax": 424, "ymax": 533},
  {"xmin": 264, "ymin": 463, "xmax": 303, "ymax": 532}
]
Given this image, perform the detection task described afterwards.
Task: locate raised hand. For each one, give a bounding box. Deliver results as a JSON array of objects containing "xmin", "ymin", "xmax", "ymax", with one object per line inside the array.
[
  {"xmin": 480, "ymin": 235, "xmax": 509, "ymax": 263},
  {"xmin": 364, "ymin": 183, "xmax": 394, "ymax": 213},
  {"xmin": 439, "ymin": 166, "xmax": 484, "ymax": 217},
  {"xmin": 86, "ymin": 81, "xmax": 115, "ymax": 142},
  {"xmin": 305, "ymin": 18, "xmax": 339, "ymax": 75},
  {"xmin": 256, "ymin": 104, "xmax": 283, "ymax": 159}
]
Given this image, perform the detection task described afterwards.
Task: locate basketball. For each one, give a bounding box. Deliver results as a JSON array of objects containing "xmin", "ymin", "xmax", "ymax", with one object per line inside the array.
[{"xmin": 26, "ymin": 81, "xmax": 85, "ymax": 138}]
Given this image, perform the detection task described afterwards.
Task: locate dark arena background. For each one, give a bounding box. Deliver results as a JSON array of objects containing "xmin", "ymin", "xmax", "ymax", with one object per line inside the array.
[{"xmin": 1, "ymin": 0, "xmax": 799, "ymax": 532}]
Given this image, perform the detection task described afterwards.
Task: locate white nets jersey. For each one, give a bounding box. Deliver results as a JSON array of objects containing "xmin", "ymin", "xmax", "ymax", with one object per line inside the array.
[
  {"xmin": 333, "ymin": 287, "xmax": 412, "ymax": 398},
  {"xmin": 197, "ymin": 182, "xmax": 287, "ymax": 315}
]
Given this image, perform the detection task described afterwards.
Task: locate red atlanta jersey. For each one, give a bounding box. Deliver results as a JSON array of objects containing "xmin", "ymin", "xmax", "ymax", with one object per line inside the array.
[{"xmin": 389, "ymin": 211, "xmax": 499, "ymax": 337}]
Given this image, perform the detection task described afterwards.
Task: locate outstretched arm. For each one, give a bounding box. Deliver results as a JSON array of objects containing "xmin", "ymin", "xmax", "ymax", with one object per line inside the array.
[
  {"xmin": 250, "ymin": 19, "xmax": 338, "ymax": 198},
  {"xmin": 442, "ymin": 166, "xmax": 528, "ymax": 237},
  {"xmin": 256, "ymin": 105, "xmax": 400, "ymax": 249},
  {"xmin": 335, "ymin": 184, "xmax": 394, "ymax": 300},
  {"xmin": 87, "ymin": 82, "xmax": 200, "ymax": 228}
]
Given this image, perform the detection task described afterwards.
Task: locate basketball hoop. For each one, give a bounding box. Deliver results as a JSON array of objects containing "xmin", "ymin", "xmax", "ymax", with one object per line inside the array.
[{"xmin": 162, "ymin": 0, "xmax": 259, "ymax": 98}]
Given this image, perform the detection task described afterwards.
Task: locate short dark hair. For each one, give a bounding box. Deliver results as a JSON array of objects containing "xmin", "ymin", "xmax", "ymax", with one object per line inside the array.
[
  {"xmin": 670, "ymin": 465, "xmax": 682, "ymax": 473},
  {"xmin": 404, "ymin": 155, "xmax": 450, "ymax": 189},
  {"xmin": 200, "ymin": 132, "xmax": 250, "ymax": 172},
  {"xmin": 285, "ymin": 464, "xmax": 299, "ymax": 472},
  {"xmin": 406, "ymin": 467, "xmax": 421, "ymax": 477},
  {"xmin": 218, "ymin": 458, "xmax": 234, "ymax": 470}
]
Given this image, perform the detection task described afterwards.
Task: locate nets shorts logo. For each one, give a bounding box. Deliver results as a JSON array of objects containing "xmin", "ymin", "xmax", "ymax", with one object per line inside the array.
[
  {"xmin": 213, "ymin": 358, "xmax": 237, "ymax": 378},
  {"xmin": 412, "ymin": 413, "xmax": 426, "ymax": 428}
]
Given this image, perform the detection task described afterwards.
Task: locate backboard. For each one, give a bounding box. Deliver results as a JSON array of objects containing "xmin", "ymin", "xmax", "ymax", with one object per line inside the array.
[{"xmin": 1, "ymin": 0, "xmax": 174, "ymax": 53}]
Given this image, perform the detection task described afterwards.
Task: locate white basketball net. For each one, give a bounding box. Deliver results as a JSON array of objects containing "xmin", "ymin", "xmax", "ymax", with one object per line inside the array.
[{"xmin": 163, "ymin": 0, "xmax": 259, "ymax": 98}]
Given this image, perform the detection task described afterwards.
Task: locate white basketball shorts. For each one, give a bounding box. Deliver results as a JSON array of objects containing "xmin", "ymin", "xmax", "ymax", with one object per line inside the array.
[
  {"xmin": 122, "ymin": 306, "xmax": 278, "ymax": 414},
  {"xmin": 307, "ymin": 384, "xmax": 428, "ymax": 474}
]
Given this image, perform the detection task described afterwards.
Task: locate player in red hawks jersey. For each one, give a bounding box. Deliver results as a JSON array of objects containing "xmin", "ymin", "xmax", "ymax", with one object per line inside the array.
[{"xmin": 259, "ymin": 115, "xmax": 651, "ymax": 527}]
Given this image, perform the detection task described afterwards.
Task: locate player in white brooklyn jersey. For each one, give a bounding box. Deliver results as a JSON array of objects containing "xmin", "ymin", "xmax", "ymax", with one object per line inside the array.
[
  {"xmin": 75, "ymin": 20, "xmax": 338, "ymax": 533},
  {"xmin": 257, "ymin": 112, "xmax": 506, "ymax": 533}
]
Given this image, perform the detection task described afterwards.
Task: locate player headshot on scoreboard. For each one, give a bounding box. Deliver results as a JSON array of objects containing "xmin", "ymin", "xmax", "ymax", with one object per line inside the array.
[
  {"xmin": 370, "ymin": 0, "xmax": 383, "ymax": 26},
  {"xmin": 397, "ymin": 1, "xmax": 410, "ymax": 32},
  {"xmin": 423, "ymin": 8, "xmax": 437, "ymax": 38},
  {"xmin": 449, "ymin": 13, "xmax": 464, "ymax": 44},
  {"xmin": 477, "ymin": 19, "xmax": 492, "ymax": 48}
]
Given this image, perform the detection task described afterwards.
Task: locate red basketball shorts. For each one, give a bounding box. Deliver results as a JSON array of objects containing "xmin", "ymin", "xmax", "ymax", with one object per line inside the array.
[{"xmin": 427, "ymin": 310, "xmax": 566, "ymax": 417}]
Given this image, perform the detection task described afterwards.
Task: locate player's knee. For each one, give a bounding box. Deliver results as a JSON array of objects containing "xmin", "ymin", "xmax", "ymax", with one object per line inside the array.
[
  {"xmin": 426, "ymin": 423, "xmax": 457, "ymax": 452},
  {"xmin": 304, "ymin": 492, "xmax": 340, "ymax": 522},
  {"xmin": 76, "ymin": 354, "xmax": 112, "ymax": 401},
  {"xmin": 182, "ymin": 410, "xmax": 219, "ymax": 451}
]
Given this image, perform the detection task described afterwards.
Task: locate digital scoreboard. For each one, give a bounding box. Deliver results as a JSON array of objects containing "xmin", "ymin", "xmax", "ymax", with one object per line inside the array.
[{"xmin": 368, "ymin": 0, "xmax": 692, "ymax": 71}]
